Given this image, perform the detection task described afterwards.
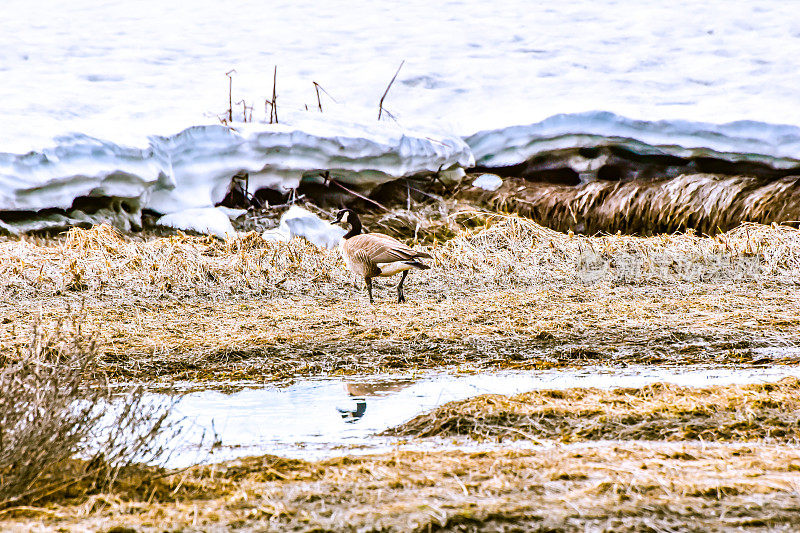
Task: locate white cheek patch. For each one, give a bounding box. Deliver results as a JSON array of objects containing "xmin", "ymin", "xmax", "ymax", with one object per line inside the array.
[{"xmin": 341, "ymin": 212, "xmax": 349, "ymax": 223}]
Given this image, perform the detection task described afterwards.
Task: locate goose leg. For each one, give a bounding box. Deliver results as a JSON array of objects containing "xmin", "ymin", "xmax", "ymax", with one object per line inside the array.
[
  {"xmin": 397, "ymin": 270, "xmax": 408, "ymax": 303},
  {"xmin": 365, "ymin": 277, "xmax": 374, "ymax": 304}
]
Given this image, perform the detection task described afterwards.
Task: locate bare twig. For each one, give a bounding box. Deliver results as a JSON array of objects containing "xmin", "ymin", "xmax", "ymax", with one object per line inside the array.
[
  {"xmin": 407, "ymin": 183, "xmax": 444, "ymax": 202},
  {"xmin": 312, "ymin": 82, "xmax": 337, "ymax": 113},
  {"xmin": 320, "ymin": 171, "xmax": 389, "ymax": 211},
  {"xmin": 225, "ymin": 70, "xmax": 236, "ymax": 123},
  {"xmin": 0, "ymin": 319, "xmax": 180, "ymax": 508},
  {"xmin": 259, "ymin": 195, "xmax": 307, "ymax": 210},
  {"xmin": 235, "ymin": 171, "xmax": 264, "ymax": 209},
  {"xmin": 313, "ymin": 82, "xmax": 323, "ymax": 112},
  {"xmin": 271, "ymin": 66, "xmax": 279, "ymax": 124},
  {"xmin": 378, "ymin": 60, "xmax": 405, "ymax": 120},
  {"xmin": 235, "ymin": 100, "xmax": 253, "ymax": 122},
  {"xmin": 431, "ymin": 164, "xmax": 453, "ymax": 195}
]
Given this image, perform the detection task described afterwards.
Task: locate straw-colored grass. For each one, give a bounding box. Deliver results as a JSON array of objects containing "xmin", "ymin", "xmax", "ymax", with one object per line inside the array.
[
  {"xmin": 388, "ymin": 377, "xmax": 800, "ymax": 443},
  {"xmin": 483, "ymin": 173, "xmax": 800, "ymax": 235},
  {"xmin": 1, "ymin": 217, "xmax": 799, "ymax": 379},
  {"xmin": 2, "ymin": 442, "xmax": 799, "ymax": 531}
]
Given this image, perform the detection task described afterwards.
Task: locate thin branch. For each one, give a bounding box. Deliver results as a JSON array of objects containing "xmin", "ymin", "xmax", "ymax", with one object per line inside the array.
[
  {"xmin": 271, "ymin": 66, "xmax": 279, "ymax": 124},
  {"xmin": 320, "ymin": 171, "xmax": 389, "ymax": 211},
  {"xmin": 407, "ymin": 183, "xmax": 444, "ymax": 202},
  {"xmin": 313, "ymin": 82, "xmax": 337, "ymax": 104},
  {"xmin": 378, "ymin": 60, "xmax": 404, "ymax": 120},
  {"xmin": 431, "ymin": 164, "xmax": 453, "ymax": 195},
  {"xmin": 258, "ymin": 195, "xmax": 306, "ymax": 210},
  {"xmin": 313, "ymin": 82, "xmax": 323, "ymax": 112},
  {"xmin": 225, "ymin": 69, "xmax": 236, "ymax": 123}
]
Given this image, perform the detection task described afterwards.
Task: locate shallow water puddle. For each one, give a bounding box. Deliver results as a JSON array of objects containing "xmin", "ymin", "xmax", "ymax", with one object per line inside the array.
[{"xmin": 156, "ymin": 364, "xmax": 800, "ymax": 467}]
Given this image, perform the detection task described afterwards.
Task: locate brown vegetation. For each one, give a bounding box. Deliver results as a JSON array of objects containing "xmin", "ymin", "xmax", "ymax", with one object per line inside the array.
[
  {"xmin": 2, "ymin": 443, "xmax": 799, "ymax": 531},
  {"xmin": 0, "ymin": 317, "xmax": 179, "ymax": 509},
  {"xmin": 0, "ymin": 219, "xmax": 798, "ymax": 380},
  {"xmin": 472, "ymin": 173, "xmax": 800, "ymax": 235},
  {"xmin": 388, "ymin": 377, "xmax": 800, "ymax": 443},
  {"xmin": 1, "ymin": 217, "xmax": 799, "ymax": 530}
]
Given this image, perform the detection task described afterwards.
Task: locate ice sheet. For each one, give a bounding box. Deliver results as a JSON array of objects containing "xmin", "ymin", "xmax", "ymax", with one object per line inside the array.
[
  {"xmin": 2, "ymin": 1, "xmax": 799, "ymax": 219},
  {"xmin": 2, "ymin": 0, "xmax": 798, "ymax": 152}
]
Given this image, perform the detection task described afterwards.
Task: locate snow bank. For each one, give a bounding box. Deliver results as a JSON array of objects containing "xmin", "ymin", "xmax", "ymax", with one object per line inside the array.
[
  {"xmin": 147, "ymin": 115, "xmax": 473, "ymax": 214},
  {"xmin": 262, "ymin": 206, "xmax": 345, "ymax": 249},
  {"xmin": 0, "ymin": 134, "xmax": 160, "ymax": 212},
  {"xmin": 466, "ymin": 111, "xmax": 800, "ymax": 169},
  {"xmin": 216, "ymin": 206, "xmax": 248, "ymax": 220},
  {"xmin": 0, "ymin": 114, "xmax": 473, "ymax": 223},
  {"xmin": 156, "ymin": 207, "xmax": 236, "ymax": 239}
]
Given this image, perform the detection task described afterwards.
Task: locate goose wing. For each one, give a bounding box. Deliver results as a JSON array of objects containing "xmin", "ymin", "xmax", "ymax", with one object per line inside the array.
[{"xmin": 346, "ymin": 233, "xmax": 428, "ymax": 263}]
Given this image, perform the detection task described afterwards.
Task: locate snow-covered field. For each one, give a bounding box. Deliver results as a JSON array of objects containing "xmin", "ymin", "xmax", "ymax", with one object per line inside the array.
[{"xmin": 1, "ymin": 0, "xmax": 799, "ymax": 219}]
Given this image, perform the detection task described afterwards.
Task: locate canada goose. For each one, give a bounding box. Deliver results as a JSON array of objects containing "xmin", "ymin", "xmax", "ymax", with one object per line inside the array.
[{"xmin": 331, "ymin": 208, "xmax": 431, "ymax": 303}]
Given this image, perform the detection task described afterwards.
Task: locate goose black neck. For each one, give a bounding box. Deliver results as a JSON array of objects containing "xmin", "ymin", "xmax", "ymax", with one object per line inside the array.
[{"xmin": 344, "ymin": 212, "xmax": 362, "ymax": 239}]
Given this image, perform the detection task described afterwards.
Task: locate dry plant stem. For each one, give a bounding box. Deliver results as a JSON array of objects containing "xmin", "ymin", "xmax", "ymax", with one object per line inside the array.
[
  {"xmin": 313, "ymin": 81, "xmax": 322, "ymax": 112},
  {"xmin": 0, "ymin": 317, "xmax": 180, "ymax": 509},
  {"xmin": 475, "ymin": 173, "xmax": 800, "ymax": 235},
  {"xmin": 321, "ymin": 171, "xmax": 390, "ymax": 211},
  {"xmin": 312, "ymin": 81, "xmax": 336, "ymax": 111},
  {"xmin": 378, "ymin": 60, "xmax": 404, "ymax": 120},
  {"xmin": 270, "ymin": 65, "xmax": 278, "ymax": 124},
  {"xmin": 235, "ymin": 100, "xmax": 252, "ymax": 122},
  {"xmin": 225, "ymin": 69, "xmax": 235, "ymax": 123},
  {"xmin": 2, "ymin": 443, "xmax": 799, "ymax": 531}
]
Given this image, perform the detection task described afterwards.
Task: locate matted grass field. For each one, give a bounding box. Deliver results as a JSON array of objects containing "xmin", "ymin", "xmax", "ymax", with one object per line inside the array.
[
  {"xmin": 0, "ymin": 216, "xmax": 798, "ymax": 381},
  {"xmin": 2, "ymin": 441, "xmax": 799, "ymax": 531},
  {"xmin": 2, "ymin": 215, "xmax": 800, "ymax": 530}
]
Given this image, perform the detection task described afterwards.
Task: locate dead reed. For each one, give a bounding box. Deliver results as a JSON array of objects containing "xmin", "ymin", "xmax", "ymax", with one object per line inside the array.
[
  {"xmin": 483, "ymin": 173, "xmax": 800, "ymax": 235},
  {"xmin": 2, "ymin": 443, "xmax": 799, "ymax": 531},
  {"xmin": 0, "ymin": 218, "xmax": 798, "ymax": 380},
  {"xmin": 388, "ymin": 377, "xmax": 800, "ymax": 443},
  {"xmin": 378, "ymin": 60, "xmax": 404, "ymax": 121},
  {"xmin": 1, "ymin": 215, "xmax": 798, "ymax": 300}
]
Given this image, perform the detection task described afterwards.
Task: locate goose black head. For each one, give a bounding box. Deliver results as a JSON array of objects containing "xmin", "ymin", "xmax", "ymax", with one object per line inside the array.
[
  {"xmin": 331, "ymin": 208, "xmax": 352, "ymax": 226},
  {"xmin": 331, "ymin": 208, "xmax": 362, "ymax": 238}
]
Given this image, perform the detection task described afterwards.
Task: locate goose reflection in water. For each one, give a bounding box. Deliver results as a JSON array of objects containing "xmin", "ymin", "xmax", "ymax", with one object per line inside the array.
[{"xmin": 337, "ymin": 379, "xmax": 415, "ymax": 423}]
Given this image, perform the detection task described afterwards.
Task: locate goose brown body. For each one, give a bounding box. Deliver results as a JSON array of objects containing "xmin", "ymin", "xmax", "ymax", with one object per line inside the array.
[{"xmin": 332, "ymin": 209, "xmax": 430, "ymax": 303}]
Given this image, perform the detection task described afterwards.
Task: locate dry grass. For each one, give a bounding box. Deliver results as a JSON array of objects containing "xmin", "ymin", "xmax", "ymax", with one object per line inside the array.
[
  {"xmin": 481, "ymin": 173, "xmax": 800, "ymax": 235},
  {"xmin": 0, "ymin": 317, "xmax": 179, "ymax": 509},
  {"xmin": 2, "ymin": 442, "xmax": 799, "ymax": 531},
  {"xmin": 360, "ymin": 200, "xmax": 493, "ymax": 245},
  {"xmin": 388, "ymin": 377, "xmax": 800, "ymax": 443},
  {"xmin": 0, "ymin": 219, "xmax": 799, "ymax": 380},
  {"xmin": 4, "ymin": 214, "xmax": 798, "ymax": 299}
]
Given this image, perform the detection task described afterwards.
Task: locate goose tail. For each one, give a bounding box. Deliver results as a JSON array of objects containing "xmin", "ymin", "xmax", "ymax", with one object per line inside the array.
[{"xmin": 405, "ymin": 260, "xmax": 430, "ymax": 270}]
